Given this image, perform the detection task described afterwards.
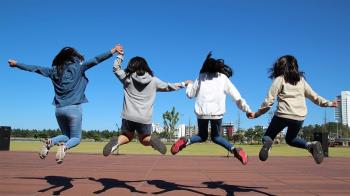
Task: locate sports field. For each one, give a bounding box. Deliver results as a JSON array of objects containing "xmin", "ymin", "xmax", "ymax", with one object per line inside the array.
[{"xmin": 10, "ymin": 141, "xmax": 350, "ymax": 157}]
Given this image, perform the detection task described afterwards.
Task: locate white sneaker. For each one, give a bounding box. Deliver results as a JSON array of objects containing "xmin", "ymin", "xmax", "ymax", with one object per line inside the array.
[
  {"xmin": 39, "ymin": 139, "xmax": 52, "ymax": 159},
  {"xmin": 56, "ymin": 142, "xmax": 67, "ymax": 164}
]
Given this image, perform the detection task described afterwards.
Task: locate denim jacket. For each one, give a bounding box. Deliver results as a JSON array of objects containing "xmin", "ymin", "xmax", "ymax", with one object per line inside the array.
[{"xmin": 16, "ymin": 51, "xmax": 113, "ymax": 107}]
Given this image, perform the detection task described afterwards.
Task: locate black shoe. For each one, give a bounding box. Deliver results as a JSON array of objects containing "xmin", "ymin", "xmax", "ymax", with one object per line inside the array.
[
  {"xmin": 103, "ymin": 137, "xmax": 118, "ymax": 157},
  {"xmin": 150, "ymin": 135, "xmax": 167, "ymax": 155},
  {"xmin": 308, "ymin": 141, "xmax": 324, "ymax": 164},
  {"xmin": 259, "ymin": 140, "xmax": 273, "ymax": 161}
]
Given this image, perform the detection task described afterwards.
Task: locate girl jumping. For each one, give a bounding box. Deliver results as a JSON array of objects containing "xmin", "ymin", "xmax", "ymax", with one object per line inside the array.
[
  {"xmin": 8, "ymin": 44, "xmax": 121, "ymax": 163},
  {"xmin": 103, "ymin": 44, "xmax": 191, "ymax": 156},
  {"xmin": 171, "ymin": 52, "xmax": 251, "ymax": 165},
  {"xmin": 247, "ymin": 55, "xmax": 337, "ymax": 164}
]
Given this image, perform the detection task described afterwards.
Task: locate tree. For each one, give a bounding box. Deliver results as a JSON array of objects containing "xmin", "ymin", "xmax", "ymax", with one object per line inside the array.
[
  {"xmin": 233, "ymin": 129, "xmax": 245, "ymax": 144},
  {"xmin": 162, "ymin": 107, "xmax": 180, "ymax": 142}
]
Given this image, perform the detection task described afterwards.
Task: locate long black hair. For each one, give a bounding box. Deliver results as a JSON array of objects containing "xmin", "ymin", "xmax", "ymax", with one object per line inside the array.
[
  {"xmin": 52, "ymin": 47, "xmax": 84, "ymax": 75},
  {"xmin": 268, "ymin": 55, "xmax": 304, "ymax": 85},
  {"xmin": 125, "ymin": 56, "xmax": 154, "ymax": 77},
  {"xmin": 200, "ymin": 52, "xmax": 233, "ymax": 78}
]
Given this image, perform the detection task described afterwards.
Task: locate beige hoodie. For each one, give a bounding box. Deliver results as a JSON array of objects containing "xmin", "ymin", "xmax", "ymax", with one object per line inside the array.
[{"xmin": 260, "ymin": 76, "xmax": 333, "ymax": 121}]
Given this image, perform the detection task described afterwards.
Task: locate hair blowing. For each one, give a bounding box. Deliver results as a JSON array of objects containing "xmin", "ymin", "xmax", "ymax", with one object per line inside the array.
[
  {"xmin": 200, "ymin": 52, "xmax": 233, "ymax": 78},
  {"xmin": 268, "ymin": 55, "xmax": 304, "ymax": 85}
]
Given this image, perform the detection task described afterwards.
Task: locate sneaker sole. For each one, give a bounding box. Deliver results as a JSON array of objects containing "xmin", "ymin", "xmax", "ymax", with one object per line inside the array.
[
  {"xmin": 56, "ymin": 144, "xmax": 65, "ymax": 164},
  {"xmin": 259, "ymin": 140, "xmax": 273, "ymax": 161},
  {"xmin": 103, "ymin": 137, "xmax": 118, "ymax": 157},
  {"xmin": 150, "ymin": 136, "xmax": 167, "ymax": 155},
  {"xmin": 39, "ymin": 151, "xmax": 48, "ymax": 159},
  {"xmin": 312, "ymin": 142, "xmax": 324, "ymax": 164},
  {"xmin": 171, "ymin": 138, "xmax": 187, "ymax": 155}
]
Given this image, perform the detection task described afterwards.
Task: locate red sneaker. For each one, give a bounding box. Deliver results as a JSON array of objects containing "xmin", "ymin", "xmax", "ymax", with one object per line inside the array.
[
  {"xmin": 233, "ymin": 147, "xmax": 248, "ymax": 165},
  {"xmin": 171, "ymin": 137, "xmax": 188, "ymax": 155}
]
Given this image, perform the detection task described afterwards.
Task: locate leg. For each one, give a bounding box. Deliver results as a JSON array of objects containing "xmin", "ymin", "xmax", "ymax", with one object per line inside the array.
[
  {"xmin": 64, "ymin": 105, "xmax": 83, "ymax": 149},
  {"xmin": 55, "ymin": 105, "xmax": 82, "ymax": 164},
  {"xmin": 51, "ymin": 109, "xmax": 70, "ymax": 145},
  {"xmin": 284, "ymin": 119, "xmax": 306, "ymax": 149},
  {"xmin": 39, "ymin": 108, "xmax": 70, "ymax": 160},
  {"xmin": 210, "ymin": 119, "xmax": 248, "ymax": 165},
  {"xmin": 137, "ymin": 123, "xmax": 167, "ymax": 154},
  {"xmin": 171, "ymin": 118, "xmax": 208, "ymax": 155},
  {"xmin": 259, "ymin": 116, "xmax": 287, "ymax": 161},
  {"xmin": 210, "ymin": 119, "xmax": 233, "ymax": 151},
  {"xmin": 103, "ymin": 119, "xmax": 135, "ymax": 157},
  {"xmin": 190, "ymin": 119, "xmax": 209, "ymax": 144}
]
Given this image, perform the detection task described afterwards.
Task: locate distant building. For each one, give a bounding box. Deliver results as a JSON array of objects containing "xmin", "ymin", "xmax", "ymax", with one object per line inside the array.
[
  {"xmin": 335, "ymin": 91, "xmax": 350, "ymax": 126},
  {"xmin": 221, "ymin": 122, "xmax": 235, "ymax": 140},
  {"xmin": 152, "ymin": 123, "xmax": 163, "ymax": 133},
  {"xmin": 175, "ymin": 123, "xmax": 196, "ymax": 139},
  {"xmin": 177, "ymin": 124, "xmax": 186, "ymax": 138}
]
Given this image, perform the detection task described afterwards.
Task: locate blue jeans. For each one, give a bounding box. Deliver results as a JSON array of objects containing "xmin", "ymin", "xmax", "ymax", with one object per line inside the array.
[
  {"xmin": 51, "ymin": 104, "xmax": 82, "ymax": 149},
  {"xmin": 189, "ymin": 119, "xmax": 233, "ymax": 151},
  {"xmin": 263, "ymin": 115, "xmax": 307, "ymax": 149}
]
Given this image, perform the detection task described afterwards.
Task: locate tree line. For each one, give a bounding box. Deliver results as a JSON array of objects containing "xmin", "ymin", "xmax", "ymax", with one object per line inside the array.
[{"xmin": 9, "ymin": 122, "xmax": 349, "ymax": 143}]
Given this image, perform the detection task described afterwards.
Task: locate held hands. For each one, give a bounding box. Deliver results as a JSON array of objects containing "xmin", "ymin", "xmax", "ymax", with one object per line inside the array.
[
  {"xmin": 246, "ymin": 112, "xmax": 255, "ymax": 119},
  {"xmin": 246, "ymin": 111, "xmax": 262, "ymax": 119},
  {"xmin": 184, "ymin": 80, "xmax": 193, "ymax": 86},
  {"xmin": 111, "ymin": 44, "xmax": 124, "ymax": 55},
  {"xmin": 331, "ymin": 100, "xmax": 338, "ymax": 107},
  {"xmin": 8, "ymin": 59, "xmax": 17, "ymax": 67}
]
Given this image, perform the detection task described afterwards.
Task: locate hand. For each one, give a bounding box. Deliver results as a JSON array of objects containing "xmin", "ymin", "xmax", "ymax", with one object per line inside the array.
[
  {"xmin": 331, "ymin": 100, "xmax": 338, "ymax": 107},
  {"xmin": 111, "ymin": 44, "xmax": 124, "ymax": 55},
  {"xmin": 184, "ymin": 80, "xmax": 193, "ymax": 86},
  {"xmin": 246, "ymin": 112, "xmax": 255, "ymax": 119},
  {"xmin": 8, "ymin": 59, "xmax": 17, "ymax": 67}
]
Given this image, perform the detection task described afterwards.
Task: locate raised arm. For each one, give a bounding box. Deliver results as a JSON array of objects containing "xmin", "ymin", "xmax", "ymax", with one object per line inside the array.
[
  {"xmin": 8, "ymin": 59, "xmax": 52, "ymax": 78},
  {"xmin": 224, "ymin": 77, "xmax": 251, "ymax": 113},
  {"xmin": 81, "ymin": 44, "xmax": 120, "ymax": 72},
  {"xmin": 155, "ymin": 78, "xmax": 188, "ymax": 92},
  {"xmin": 304, "ymin": 80, "xmax": 336, "ymax": 107}
]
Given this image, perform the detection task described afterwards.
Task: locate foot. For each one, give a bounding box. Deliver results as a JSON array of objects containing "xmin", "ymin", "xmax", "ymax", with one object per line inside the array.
[
  {"xmin": 171, "ymin": 137, "xmax": 187, "ymax": 155},
  {"xmin": 103, "ymin": 137, "xmax": 119, "ymax": 157},
  {"xmin": 150, "ymin": 135, "xmax": 167, "ymax": 154},
  {"xmin": 232, "ymin": 147, "xmax": 248, "ymax": 165},
  {"xmin": 56, "ymin": 142, "xmax": 67, "ymax": 164},
  {"xmin": 259, "ymin": 140, "xmax": 273, "ymax": 161},
  {"xmin": 308, "ymin": 141, "xmax": 324, "ymax": 164},
  {"xmin": 39, "ymin": 139, "xmax": 52, "ymax": 159}
]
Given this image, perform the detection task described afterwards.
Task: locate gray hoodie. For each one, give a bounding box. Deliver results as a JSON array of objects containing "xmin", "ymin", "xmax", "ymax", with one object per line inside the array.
[{"xmin": 113, "ymin": 55, "xmax": 185, "ymax": 124}]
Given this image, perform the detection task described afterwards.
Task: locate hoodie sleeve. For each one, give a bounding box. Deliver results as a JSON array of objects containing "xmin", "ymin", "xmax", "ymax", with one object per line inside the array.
[
  {"xmin": 155, "ymin": 77, "xmax": 185, "ymax": 92},
  {"xmin": 81, "ymin": 51, "xmax": 113, "ymax": 72},
  {"xmin": 224, "ymin": 76, "xmax": 251, "ymax": 113},
  {"xmin": 113, "ymin": 55, "xmax": 130, "ymax": 84},
  {"xmin": 304, "ymin": 79, "xmax": 333, "ymax": 107},
  {"xmin": 186, "ymin": 78, "xmax": 199, "ymax": 99},
  {"xmin": 15, "ymin": 63, "xmax": 53, "ymax": 78}
]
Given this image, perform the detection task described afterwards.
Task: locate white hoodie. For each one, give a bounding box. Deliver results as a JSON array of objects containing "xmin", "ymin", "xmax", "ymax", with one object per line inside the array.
[{"xmin": 186, "ymin": 72, "xmax": 251, "ymax": 119}]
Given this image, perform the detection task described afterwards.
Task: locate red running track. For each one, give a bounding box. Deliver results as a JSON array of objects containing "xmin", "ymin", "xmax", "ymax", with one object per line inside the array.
[{"xmin": 0, "ymin": 151, "xmax": 349, "ymax": 196}]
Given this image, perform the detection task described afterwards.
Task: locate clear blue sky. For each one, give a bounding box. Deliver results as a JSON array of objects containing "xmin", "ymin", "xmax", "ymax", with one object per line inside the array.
[{"xmin": 1, "ymin": 0, "xmax": 349, "ymax": 131}]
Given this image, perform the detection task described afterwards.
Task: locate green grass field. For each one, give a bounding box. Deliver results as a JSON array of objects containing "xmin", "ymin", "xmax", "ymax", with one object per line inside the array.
[{"xmin": 9, "ymin": 141, "xmax": 350, "ymax": 157}]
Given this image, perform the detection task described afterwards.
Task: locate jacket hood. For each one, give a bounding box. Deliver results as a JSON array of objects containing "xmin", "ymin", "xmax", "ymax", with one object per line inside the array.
[{"xmin": 131, "ymin": 72, "xmax": 152, "ymax": 85}]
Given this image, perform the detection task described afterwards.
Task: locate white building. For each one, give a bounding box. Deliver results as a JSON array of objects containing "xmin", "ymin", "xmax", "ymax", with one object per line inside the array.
[
  {"xmin": 335, "ymin": 91, "xmax": 350, "ymax": 126},
  {"xmin": 152, "ymin": 123, "xmax": 164, "ymax": 133},
  {"xmin": 176, "ymin": 124, "xmax": 186, "ymax": 139}
]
